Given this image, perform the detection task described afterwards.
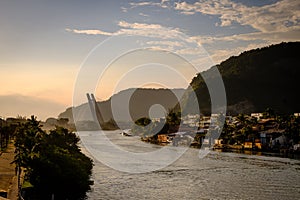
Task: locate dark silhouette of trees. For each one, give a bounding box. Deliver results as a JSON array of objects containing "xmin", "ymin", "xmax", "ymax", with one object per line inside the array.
[
  {"xmin": 13, "ymin": 116, "xmax": 93, "ymax": 200},
  {"xmin": 185, "ymin": 42, "xmax": 300, "ymax": 115},
  {"xmin": 0, "ymin": 118, "xmax": 20, "ymax": 150},
  {"xmin": 132, "ymin": 109, "xmax": 182, "ymax": 141}
]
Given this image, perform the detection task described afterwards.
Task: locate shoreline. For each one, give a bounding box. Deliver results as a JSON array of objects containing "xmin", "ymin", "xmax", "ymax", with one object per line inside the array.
[
  {"xmin": 213, "ymin": 147, "xmax": 300, "ymax": 160},
  {"xmin": 139, "ymin": 137, "xmax": 300, "ymax": 160}
]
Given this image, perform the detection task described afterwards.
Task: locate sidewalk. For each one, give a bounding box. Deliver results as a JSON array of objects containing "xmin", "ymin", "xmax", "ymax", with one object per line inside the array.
[{"xmin": 0, "ymin": 143, "xmax": 18, "ymax": 200}]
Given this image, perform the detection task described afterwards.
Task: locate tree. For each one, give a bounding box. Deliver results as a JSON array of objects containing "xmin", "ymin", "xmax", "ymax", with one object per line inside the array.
[
  {"xmin": 234, "ymin": 114, "xmax": 255, "ymax": 144},
  {"xmin": 13, "ymin": 116, "xmax": 93, "ymax": 199},
  {"xmin": 0, "ymin": 121, "xmax": 10, "ymax": 150},
  {"xmin": 262, "ymin": 108, "xmax": 276, "ymax": 118},
  {"xmin": 29, "ymin": 127, "xmax": 93, "ymax": 199},
  {"xmin": 132, "ymin": 117, "xmax": 154, "ymax": 137},
  {"xmin": 166, "ymin": 110, "xmax": 181, "ymax": 126},
  {"xmin": 220, "ymin": 120, "xmax": 235, "ymax": 144},
  {"xmin": 134, "ymin": 117, "xmax": 151, "ymax": 127},
  {"xmin": 14, "ymin": 116, "xmax": 44, "ymax": 168},
  {"xmin": 285, "ymin": 115, "xmax": 300, "ymax": 144}
]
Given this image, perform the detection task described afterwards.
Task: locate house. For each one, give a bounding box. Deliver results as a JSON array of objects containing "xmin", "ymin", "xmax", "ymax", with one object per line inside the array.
[
  {"xmin": 271, "ymin": 135, "xmax": 287, "ymax": 147},
  {"xmin": 259, "ymin": 128, "xmax": 285, "ymax": 149},
  {"xmin": 198, "ymin": 116, "xmax": 211, "ymax": 130},
  {"xmin": 251, "ymin": 113, "xmax": 263, "ymax": 120},
  {"xmin": 157, "ymin": 134, "xmax": 170, "ymax": 143},
  {"xmin": 258, "ymin": 118, "xmax": 278, "ymax": 129},
  {"xmin": 182, "ymin": 114, "xmax": 200, "ymax": 127},
  {"xmin": 243, "ymin": 138, "xmax": 262, "ymax": 150},
  {"xmin": 254, "ymin": 139, "xmax": 262, "ymax": 150},
  {"xmin": 294, "ymin": 113, "xmax": 300, "ymax": 117},
  {"xmin": 259, "ymin": 128, "xmax": 285, "ymax": 142},
  {"xmin": 244, "ymin": 141, "xmax": 253, "ymax": 149}
]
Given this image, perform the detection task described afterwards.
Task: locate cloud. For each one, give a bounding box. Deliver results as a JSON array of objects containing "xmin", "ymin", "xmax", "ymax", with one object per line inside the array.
[
  {"xmin": 139, "ymin": 12, "xmax": 149, "ymax": 17},
  {"xmin": 65, "ymin": 28, "xmax": 113, "ymax": 36},
  {"xmin": 66, "ymin": 21, "xmax": 186, "ymax": 40},
  {"xmin": 66, "ymin": 20, "xmax": 212, "ymax": 71},
  {"xmin": 129, "ymin": 1, "xmax": 157, "ymax": 7},
  {"xmin": 181, "ymin": 11, "xmax": 196, "ymax": 15},
  {"xmin": 66, "ymin": 19, "xmax": 295, "ymax": 65},
  {"xmin": 190, "ymin": 30, "xmax": 300, "ymax": 64},
  {"xmin": 121, "ymin": 7, "xmax": 128, "ymax": 13},
  {"xmin": 146, "ymin": 40, "xmax": 184, "ymax": 47},
  {"xmin": 207, "ymin": 41, "xmax": 277, "ymax": 64},
  {"xmin": 174, "ymin": 0, "xmax": 300, "ymax": 33},
  {"xmin": 192, "ymin": 28, "xmax": 300, "ymax": 45},
  {"xmin": 181, "ymin": 0, "xmax": 300, "ymax": 64},
  {"xmin": 175, "ymin": 47, "xmax": 207, "ymax": 55},
  {"xmin": 117, "ymin": 20, "xmax": 162, "ymax": 29},
  {"xmin": 66, "ymin": 0, "xmax": 300, "ymax": 65},
  {"xmin": 129, "ymin": 0, "xmax": 170, "ymax": 9},
  {"xmin": 126, "ymin": 0, "xmax": 300, "ymax": 35}
]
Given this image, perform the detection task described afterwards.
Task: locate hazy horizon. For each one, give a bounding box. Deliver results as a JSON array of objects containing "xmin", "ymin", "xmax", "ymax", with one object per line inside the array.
[{"xmin": 1, "ymin": 0, "xmax": 299, "ymax": 120}]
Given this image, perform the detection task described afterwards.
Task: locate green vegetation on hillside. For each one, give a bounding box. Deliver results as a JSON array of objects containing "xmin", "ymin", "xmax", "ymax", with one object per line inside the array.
[
  {"xmin": 132, "ymin": 109, "xmax": 181, "ymax": 142},
  {"xmin": 183, "ymin": 42, "xmax": 300, "ymax": 115}
]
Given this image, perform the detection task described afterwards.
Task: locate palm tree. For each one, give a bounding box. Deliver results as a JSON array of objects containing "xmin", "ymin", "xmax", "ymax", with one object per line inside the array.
[
  {"xmin": 13, "ymin": 116, "xmax": 45, "ymax": 196},
  {"xmin": 234, "ymin": 114, "xmax": 257, "ymax": 145},
  {"xmin": 165, "ymin": 109, "xmax": 181, "ymax": 133}
]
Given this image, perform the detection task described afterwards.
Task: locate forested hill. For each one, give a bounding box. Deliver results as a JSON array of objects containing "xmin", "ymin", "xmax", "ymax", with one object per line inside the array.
[
  {"xmin": 182, "ymin": 42, "xmax": 300, "ymax": 115},
  {"xmin": 59, "ymin": 88, "xmax": 185, "ymax": 123}
]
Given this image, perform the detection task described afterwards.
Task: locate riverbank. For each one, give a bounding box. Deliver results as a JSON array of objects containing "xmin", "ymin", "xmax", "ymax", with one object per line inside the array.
[
  {"xmin": 139, "ymin": 136, "xmax": 300, "ymax": 160},
  {"xmin": 0, "ymin": 142, "xmax": 18, "ymax": 200},
  {"xmin": 214, "ymin": 147, "xmax": 300, "ymax": 160}
]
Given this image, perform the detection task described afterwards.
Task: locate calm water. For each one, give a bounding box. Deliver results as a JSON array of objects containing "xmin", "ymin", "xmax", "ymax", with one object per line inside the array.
[{"xmin": 78, "ymin": 131, "xmax": 300, "ymax": 200}]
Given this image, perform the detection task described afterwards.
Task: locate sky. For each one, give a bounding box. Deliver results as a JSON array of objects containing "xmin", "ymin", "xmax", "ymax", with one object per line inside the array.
[{"xmin": 0, "ymin": 0, "xmax": 299, "ymax": 120}]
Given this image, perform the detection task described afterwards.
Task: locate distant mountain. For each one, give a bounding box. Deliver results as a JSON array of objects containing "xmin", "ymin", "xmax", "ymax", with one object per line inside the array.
[
  {"xmin": 59, "ymin": 88, "xmax": 185, "ymax": 124},
  {"xmin": 60, "ymin": 42, "xmax": 300, "ymax": 124},
  {"xmin": 182, "ymin": 42, "xmax": 300, "ymax": 115}
]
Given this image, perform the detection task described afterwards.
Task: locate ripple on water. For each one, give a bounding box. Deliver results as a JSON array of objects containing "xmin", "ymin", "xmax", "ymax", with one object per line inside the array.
[{"xmin": 81, "ymin": 131, "xmax": 300, "ymax": 200}]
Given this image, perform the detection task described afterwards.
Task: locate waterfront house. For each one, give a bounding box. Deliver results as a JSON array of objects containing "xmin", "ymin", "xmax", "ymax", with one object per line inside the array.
[
  {"xmin": 259, "ymin": 128, "xmax": 285, "ymax": 149},
  {"xmin": 258, "ymin": 118, "xmax": 278, "ymax": 129},
  {"xmin": 244, "ymin": 141, "xmax": 253, "ymax": 149},
  {"xmin": 251, "ymin": 113, "xmax": 263, "ymax": 120},
  {"xmin": 157, "ymin": 134, "xmax": 170, "ymax": 143},
  {"xmin": 254, "ymin": 139, "xmax": 262, "ymax": 150}
]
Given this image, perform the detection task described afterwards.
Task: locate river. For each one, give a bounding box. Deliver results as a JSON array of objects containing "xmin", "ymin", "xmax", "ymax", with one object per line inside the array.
[{"xmin": 78, "ymin": 131, "xmax": 300, "ymax": 200}]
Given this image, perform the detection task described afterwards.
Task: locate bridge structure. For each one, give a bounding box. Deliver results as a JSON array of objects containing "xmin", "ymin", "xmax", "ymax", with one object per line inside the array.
[
  {"xmin": 86, "ymin": 93, "xmax": 105, "ymax": 127},
  {"xmin": 86, "ymin": 93, "xmax": 119, "ymax": 130}
]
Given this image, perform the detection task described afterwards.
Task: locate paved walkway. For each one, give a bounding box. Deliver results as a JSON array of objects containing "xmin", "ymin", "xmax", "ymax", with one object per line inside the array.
[{"xmin": 0, "ymin": 143, "xmax": 18, "ymax": 200}]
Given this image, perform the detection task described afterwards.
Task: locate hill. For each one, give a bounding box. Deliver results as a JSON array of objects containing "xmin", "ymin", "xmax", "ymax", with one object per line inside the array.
[
  {"xmin": 59, "ymin": 88, "xmax": 185, "ymax": 126},
  {"xmin": 182, "ymin": 42, "xmax": 300, "ymax": 115}
]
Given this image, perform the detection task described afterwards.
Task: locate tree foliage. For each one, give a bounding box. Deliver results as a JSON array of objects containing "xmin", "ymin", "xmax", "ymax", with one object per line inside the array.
[
  {"xmin": 184, "ymin": 42, "xmax": 300, "ymax": 115},
  {"xmin": 219, "ymin": 111, "xmax": 300, "ymax": 146},
  {"xmin": 132, "ymin": 110, "xmax": 181, "ymax": 138},
  {"xmin": 13, "ymin": 116, "xmax": 93, "ymax": 200}
]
